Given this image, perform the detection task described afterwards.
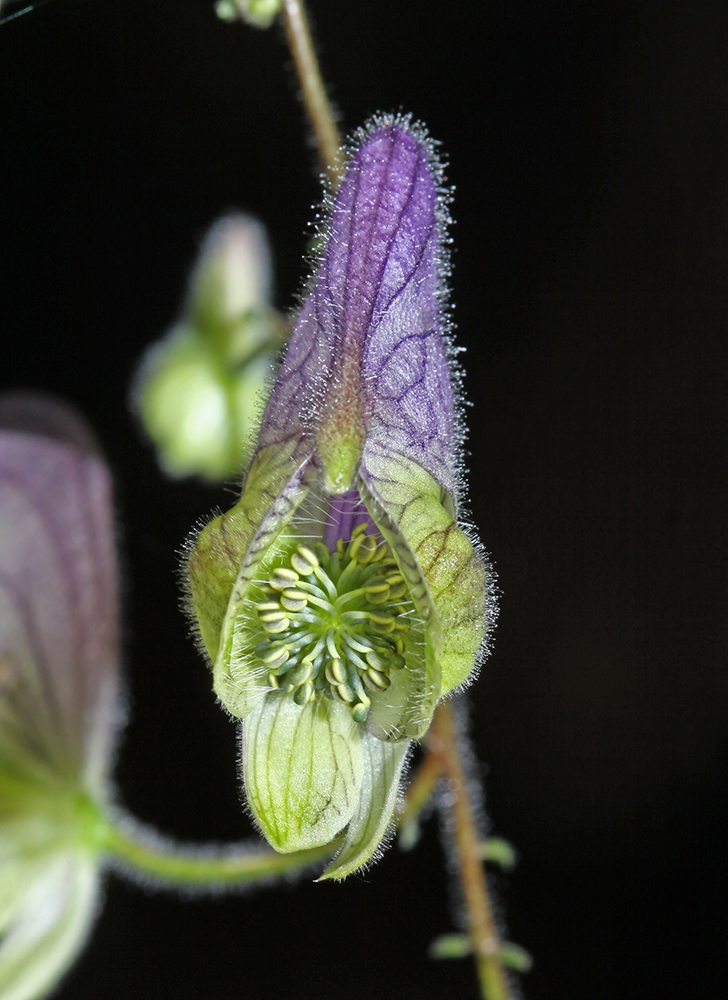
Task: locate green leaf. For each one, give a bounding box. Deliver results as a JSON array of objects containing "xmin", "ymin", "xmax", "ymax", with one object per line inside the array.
[{"xmin": 428, "ymin": 933, "xmax": 472, "ymax": 960}]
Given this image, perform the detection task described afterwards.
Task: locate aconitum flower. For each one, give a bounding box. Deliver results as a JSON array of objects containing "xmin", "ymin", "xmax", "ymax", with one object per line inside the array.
[
  {"xmin": 0, "ymin": 394, "xmax": 120, "ymax": 1000},
  {"xmin": 188, "ymin": 117, "xmax": 496, "ymax": 879}
]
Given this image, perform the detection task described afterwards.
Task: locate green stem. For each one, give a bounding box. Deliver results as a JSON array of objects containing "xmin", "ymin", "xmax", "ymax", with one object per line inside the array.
[
  {"xmin": 98, "ymin": 810, "xmax": 334, "ymax": 889},
  {"xmin": 397, "ymin": 749, "xmax": 443, "ymax": 850},
  {"xmin": 280, "ymin": 0, "xmax": 343, "ymax": 188}
]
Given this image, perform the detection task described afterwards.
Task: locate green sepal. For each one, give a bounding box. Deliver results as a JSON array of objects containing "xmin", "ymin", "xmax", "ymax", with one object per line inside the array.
[
  {"xmin": 187, "ymin": 439, "xmax": 314, "ymax": 718},
  {"xmin": 320, "ymin": 732, "xmax": 409, "ymax": 880},
  {"xmin": 360, "ymin": 449, "xmax": 489, "ymax": 695},
  {"xmin": 242, "ymin": 694, "xmax": 362, "ymax": 852},
  {"xmin": 356, "ymin": 476, "xmax": 441, "ymax": 740}
]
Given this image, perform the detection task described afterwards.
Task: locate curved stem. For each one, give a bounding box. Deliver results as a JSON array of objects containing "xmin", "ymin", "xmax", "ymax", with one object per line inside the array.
[
  {"xmin": 429, "ymin": 702, "xmax": 513, "ymax": 1000},
  {"xmin": 280, "ymin": 0, "xmax": 343, "ymax": 188},
  {"xmin": 99, "ymin": 810, "xmax": 334, "ymax": 889}
]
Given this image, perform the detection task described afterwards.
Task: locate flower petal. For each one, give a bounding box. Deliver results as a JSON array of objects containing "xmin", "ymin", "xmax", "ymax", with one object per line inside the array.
[
  {"xmin": 321, "ymin": 731, "xmax": 409, "ymax": 880},
  {"xmin": 0, "ymin": 397, "xmax": 120, "ymax": 796},
  {"xmin": 0, "ymin": 850, "xmax": 99, "ymax": 1000},
  {"xmin": 242, "ymin": 694, "xmax": 363, "ymax": 852}
]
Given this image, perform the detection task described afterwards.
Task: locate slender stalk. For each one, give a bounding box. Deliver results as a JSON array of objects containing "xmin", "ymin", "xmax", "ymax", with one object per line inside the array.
[
  {"xmin": 280, "ymin": 0, "xmax": 343, "ymax": 187},
  {"xmin": 428, "ymin": 702, "xmax": 513, "ymax": 1000},
  {"xmin": 100, "ymin": 811, "xmax": 334, "ymax": 889},
  {"xmin": 397, "ymin": 749, "xmax": 443, "ymax": 849}
]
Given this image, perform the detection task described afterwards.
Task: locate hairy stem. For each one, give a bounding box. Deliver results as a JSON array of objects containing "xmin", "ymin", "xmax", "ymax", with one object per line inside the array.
[
  {"xmin": 429, "ymin": 702, "xmax": 513, "ymax": 1000},
  {"xmin": 99, "ymin": 810, "xmax": 334, "ymax": 889},
  {"xmin": 280, "ymin": 0, "xmax": 343, "ymax": 187},
  {"xmin": 398, "ymin": 749, "xmax": 443, "ymax": 849}
]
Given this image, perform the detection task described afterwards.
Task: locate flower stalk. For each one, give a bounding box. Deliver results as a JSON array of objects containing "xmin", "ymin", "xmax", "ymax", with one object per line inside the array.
[
  {"xmin": 428, "ymin": 702, "xmax": 513, "ymax": 1000},
  {"xmin": 100, "ymin": 812, "xmax": 335, "ymax": 889},
  {"xmin": 280, "ymin": 0, "xmax": 343, "ymax": 188}
]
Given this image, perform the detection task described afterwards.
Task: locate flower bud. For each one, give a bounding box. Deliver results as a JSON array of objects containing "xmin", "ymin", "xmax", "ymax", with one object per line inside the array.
[{"xmin": 133, "ymin": 214, "xmax": 281, "ymax": 481}]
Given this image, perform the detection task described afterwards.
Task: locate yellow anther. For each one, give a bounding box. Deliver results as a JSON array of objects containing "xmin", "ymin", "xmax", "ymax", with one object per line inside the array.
[
  {"xmin": 263, "ymin": 616, "xmax": 290, "ymax": 634},
  {"xmin": 364, "ymin": 667, "xmax": 391, "ymax": 691},
  {"xmin": 294, "ymin": 681, "xmax": 315, "ymax": 705},
  {"xmin": 288, "ymin": 662, "xmax": 313, "ymax": 686},
  {"xmin": 261, "ymin": 645, "xmax": 289, "ymax": 667},
  {"xmin": 365, "ymin": 649, "xmax": 388, "ymax": 672},
  {"xmin": 326, "ymin": 658, "xmax": 347, "ymax": 685},
  {"xmin": 291, "ymin": 544, "xmax": 319, "ymax": 575},
  {"xmin": 393, "ymin": 636, "xmax": 405, "ymax": 656},
  {"xmin": 335, "ymin": 682, "xmax": 355, "ymax": 704},
  {"xmin": 267, "ymin": 672, "xmax": 280, "ymax": 688},
  {"xmin": 352, "ymin": 702, "xmax": 369, "ymax": 723},
  {"xmin": 369, "ymin": 611, "xmax": 395, "ymax": 635},
  {"xmin": 356, "ymin": 535, "xmax": 378, "ymax": 563},
  {"xmin": 352, "ymin": 521, "xmax": 368, "ymax": 538},
  {"xmin": 269, "ymin": 567, "xmax": 300, "ymax": 591},
  {"xmin": 255, "ymin": 601, "xmax": 281, "ymax": 616},
  {"xmin": 280, "ymin": 589, "xmax": 308, "ymax": 612}
]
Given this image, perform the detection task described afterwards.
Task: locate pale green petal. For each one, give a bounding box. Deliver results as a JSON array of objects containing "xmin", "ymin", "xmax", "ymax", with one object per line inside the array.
[
  {"xmin": 242, "ymin": 694, "xmax": 363, "ymax": 852},
  {"xmin": 360, "ymin": 446, "xmax": 492, "ymax": 694},
  {"xmin": 0, "ymin": 850, "xmax": 99, "ymax": 1000},
  {"xmin": 321, "ymin": 733, "xmax": 409, "ymax": 880},
  {"xmin": 187, "ymin": 439, "xmax": 315, "ymax": 717}
]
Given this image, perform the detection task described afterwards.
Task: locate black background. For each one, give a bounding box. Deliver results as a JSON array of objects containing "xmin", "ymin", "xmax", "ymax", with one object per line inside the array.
[{"xmin": 3, "ymin": 1, "xmax": 728, "ymax": 998}]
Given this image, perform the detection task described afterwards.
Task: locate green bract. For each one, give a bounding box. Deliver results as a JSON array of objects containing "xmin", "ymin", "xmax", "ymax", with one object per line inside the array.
[{"xmin": 187, "ymin": 119, "xmax": 496, "ymax": 879}]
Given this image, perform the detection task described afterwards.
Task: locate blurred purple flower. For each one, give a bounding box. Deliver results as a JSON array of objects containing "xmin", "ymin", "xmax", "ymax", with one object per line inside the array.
[{"xmin": 0, "ymin": 393, "xmax": 121, "ymax": 1000}]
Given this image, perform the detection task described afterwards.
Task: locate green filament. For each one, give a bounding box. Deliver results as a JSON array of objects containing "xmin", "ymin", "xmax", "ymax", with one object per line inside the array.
[{"xmin": 254, "ymin": 524, "xmax": 412, "ymax": 722}]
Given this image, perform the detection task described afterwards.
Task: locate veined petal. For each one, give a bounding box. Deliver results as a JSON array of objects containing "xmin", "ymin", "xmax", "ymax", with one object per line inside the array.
[
  {"xmin": 0, "ymin": 850, "xmax": 99, "ymax": 1000},
  {"xmin": 321, "ymin": 731, "xmax": 409, "ymax": 881},
  {"xmin": 0, "ymin": 397, "xmax": 120, "ymax": 798},
  {"xmin": 360, "ymin": 445, "xmax": 493, "ymax": 694},
  {"xmin": 242, "ymin": 694, "xmax": 362, "ymax": 852}
]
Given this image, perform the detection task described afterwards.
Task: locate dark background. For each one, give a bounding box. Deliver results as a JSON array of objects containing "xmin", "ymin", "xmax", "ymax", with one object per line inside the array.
[{"xmin": 3, "ymin": 1, "xmax": 727, "ymax": 997}]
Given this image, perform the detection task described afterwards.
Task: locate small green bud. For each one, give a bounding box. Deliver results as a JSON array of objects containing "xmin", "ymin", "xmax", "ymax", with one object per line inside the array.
[
  {"xmin": 215, "ymin": 0, "xmax": 281, "ymax": 29},
  {"xmin": 132, "ymin": 214, "xmax": 283, "ymax": 481}
]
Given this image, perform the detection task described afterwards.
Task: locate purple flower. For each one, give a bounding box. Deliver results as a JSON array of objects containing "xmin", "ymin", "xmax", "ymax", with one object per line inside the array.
[
  {"xmin": 0, "ymin": 393, "xmax": 121, "ymax": 1000},
  {"xmin": 188, "ymin": 116, "xmax": 495, "ymax": 879}
]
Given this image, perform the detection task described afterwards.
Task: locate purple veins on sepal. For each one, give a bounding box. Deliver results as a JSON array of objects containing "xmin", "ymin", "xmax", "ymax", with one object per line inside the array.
[
  {"xmin": 257, "ymin": 114, "xmax": 459, "ymax": 501},
  {"xmin": 187, "ymin": 115, "xmax": 495, "ymax": 878}
]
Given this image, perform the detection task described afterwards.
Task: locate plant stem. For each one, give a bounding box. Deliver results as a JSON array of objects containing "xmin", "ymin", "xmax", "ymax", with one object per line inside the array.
[
  {"xmin": 280, "ymin": 0, "xmax": 343, "ymax": 187},
  {"xmin": 397, "ymin": 748, "xmax": 443, "ymax": 849},
  {"xmin": 100, "ymin": 810, "xmax": 334, "ymax": 889},
  {"xmin": 428, "ymin": 702, "xmax": 513, "ymax": 1000}
]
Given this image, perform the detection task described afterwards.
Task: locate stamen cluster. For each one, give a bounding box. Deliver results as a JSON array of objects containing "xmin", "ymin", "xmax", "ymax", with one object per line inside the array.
[{"xmin": 254, "ymin": 523, "xmax": 412, "ymax": 722}]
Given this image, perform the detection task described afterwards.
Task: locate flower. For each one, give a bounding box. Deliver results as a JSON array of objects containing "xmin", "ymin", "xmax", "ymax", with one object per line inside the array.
[
  {"xmin": 0, "ymin": 393, "xmax": 121, "ymax": 999},
  {"xmin": 187, "ymin": 116, "xmax": 496, "ymax": 879},
  {"xmin": 133, "ymin": 214, "xmax": 282, "ymax": 481}
]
